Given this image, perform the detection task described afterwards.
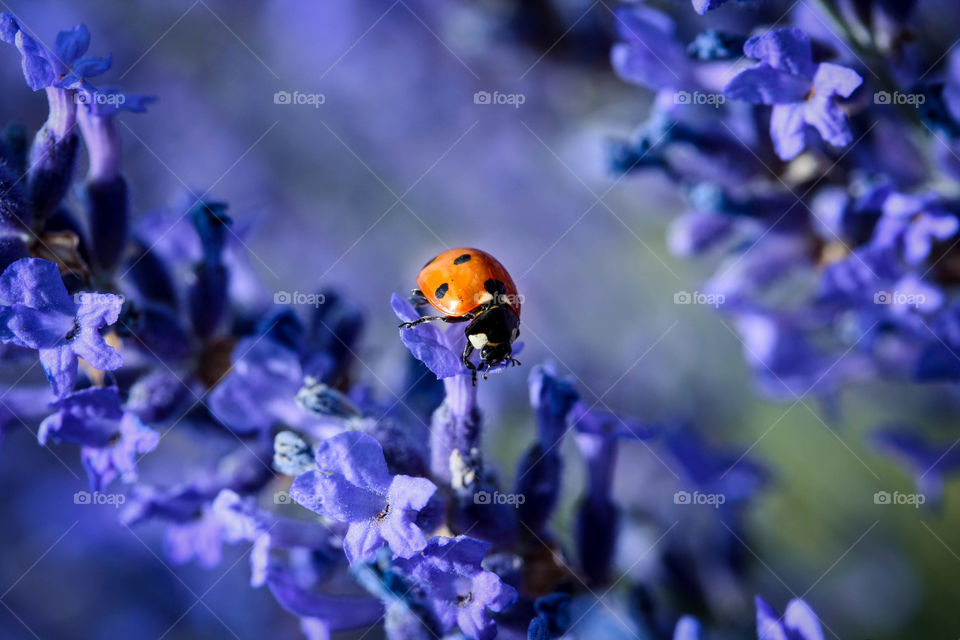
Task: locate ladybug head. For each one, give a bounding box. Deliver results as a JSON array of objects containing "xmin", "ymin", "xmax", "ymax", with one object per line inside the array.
[{"xmin": 480, "ymin": 341, "xmax": 512, "ymax": 367}]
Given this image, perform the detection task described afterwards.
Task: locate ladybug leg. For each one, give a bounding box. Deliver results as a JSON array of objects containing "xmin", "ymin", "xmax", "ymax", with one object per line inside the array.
[
  {"xmin": 399, "ymin": 313, "xmax": 475, "ymax": 330},
  {"xmin": 409, "ymin": 289, "xmax": 430, "ymax": 307},
  {"xmin": 462, "ymin": 341, "xmax": 478, "ymax": 386},
  {"xmin": 398, "ymin": 315, "xmax": 446, "ymax": 329}
]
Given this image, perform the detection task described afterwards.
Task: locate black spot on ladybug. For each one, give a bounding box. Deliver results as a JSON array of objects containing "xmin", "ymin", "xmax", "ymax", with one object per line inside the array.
[
  {"xmin": 423, "ymin": 255, "xmax": 439, "ymax": 269},
  {"xmin": 435, "ymin": 283, "xmax": 449, "ymax": 299},
  {"xmin": 484, "ymin": 279, "xmax": 506, "ymax": 295},
  {"xmin": 453, "ymin": 253, "xmax": 472, "ymax": 265}
]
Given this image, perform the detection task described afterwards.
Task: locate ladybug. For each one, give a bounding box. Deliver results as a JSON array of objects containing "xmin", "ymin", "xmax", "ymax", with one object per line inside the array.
[{"xmin": 401, "ymin": 247, "xmax": 522, "ymax": 384}]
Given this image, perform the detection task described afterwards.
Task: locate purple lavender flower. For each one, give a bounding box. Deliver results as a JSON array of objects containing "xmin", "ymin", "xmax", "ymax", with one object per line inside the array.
[
  {"xmin": 39, "ymin": 386, "xmax": 158, "ymax": 490},
  {"xmin": 0, "ymin": 15, "xmax": 111, "ymax": 92},
  {"xmin": 0, "ymin": 258, "xmax": 122, "ymax": 396},
  {"xmin": 725, "ymin": 28, "xmax": 863, "ymax": 160},
  {"xmin": 871, "ymin": 191, "xmax": 959, "ymax": 265},
  {"xmin": 392, "ymin": 536, "xmax": 517, "ymax": 640},
  {"xmin": 756, "ymin": 596, "xmax": 825, "ymax": 640},
  {"xmin": 0, "ymin": 15, "xmax": 115, "ymax": 223},
  {"xmin": 290, "ymin": 431, "xmax": 437, "ymax": 563}
]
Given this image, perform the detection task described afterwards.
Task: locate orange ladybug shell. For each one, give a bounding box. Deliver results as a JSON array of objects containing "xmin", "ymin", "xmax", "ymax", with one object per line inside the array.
[{"xmin": 417, "ymin": 248, "xmax": 521, "ymax": 318}]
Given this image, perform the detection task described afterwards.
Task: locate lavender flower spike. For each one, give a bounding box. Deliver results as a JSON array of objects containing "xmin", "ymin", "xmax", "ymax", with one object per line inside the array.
[
  {"xmin": 725, "ymin": 28, "xmax": 862, "ymax": 160},
  {"xmin": 0, "ymin": 258, "xmax": 123, "ymax": 396},
  {"xmin": 290, "ymin": 431, "xmax": 437, "ymax": 564},
  {"xmin": 515, "ymin": 364, "xmax": 579, "ymax": 534},
  {"xmin": 78, "ymin": 89, "xmax": 156, "ymax": 272},
  {"xmin": 573, "ymin": 403, "xmax": 656, "ymax": 584},
  {"xmin": 392, "ymin": 293, "xmax": 479, "ymax": 482},
  {"xmin": 0, "ymin": 15, "xmax": 112, "ymax": 225}
]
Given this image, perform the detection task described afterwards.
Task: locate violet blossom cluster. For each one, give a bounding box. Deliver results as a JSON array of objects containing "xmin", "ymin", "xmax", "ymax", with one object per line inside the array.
[{"xmin": 611, "ymin": 0, "xmax": 960, "ymax": 506}]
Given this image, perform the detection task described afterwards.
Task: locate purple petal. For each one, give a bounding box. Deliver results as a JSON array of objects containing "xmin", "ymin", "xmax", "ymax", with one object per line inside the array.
[
  {"xmin": 314, "ymin": 431, "xmax": 392, "ymax": 493},
  {"xmin": 208, "ymin": 336, "xmax": 304, "ymax": 435},
  {"xmin": 381, "ymin": 475, "xmax": 437, "ymax": 558},
  {"xmin": 165, "ymin": 510, "xmax": 223, "ymax": 567},
  {"xmin": 0, "ymin": 258, "xmax": 74, "ymax": 313},
  {"xmin": 290, "ymin": 469, "xmax": 384, "ymax": 522},
  {"xmin": 904, "ymin": 213, "xmax": 959, "ymax": 264},
  {"xmin": 71, "ymin": 326, "xmax": 123, "ymax": 372},
  {"xmin": 1, "ymin": 17, "xmax": 56, "ymax": 90},
  {"xmin": 265, "ymin": 567, "xmax": 384, "ymax": 624},
  {"xmin": 343, "ymin": 519, "xmax": 385, "ymax": 564},
  {"xmin": 80, "ymin": 415, "xmax": 158, "ymax": 492},
  {"xmin": 457, "ymin": 604, "xmax": 497, "ymax": 640},
  {"xmin": 392, "ymin": 294, "xmax": 467, "ymax": 379},
  {"xmin": 472, "ymin": 569, "xmax": 516, "ymax": 612},
  {"xmin": 770, "ymin": 103, "xmax": 807, "ymax": 160},
  {"xmin": 75, "ymin": 291, "xmax": 123, "ymax": 328},
  {"xmin": 784, "ymin": 599, "xmax": 825, "ymax": 640},
  {"xmin": 724, "ymin": 65, "xmax": 811, "ymax": 104},
  {"xmin": 390, "ymin": 293, "xmax": 420, "ymax": 324},
  {"xmin": 756, "ymin": 596, "xmax": 789, "ymax": 640},
  {"xmin": 53, "ymin": 24, "xmax": 90, "ymax": 63},
  {"xmin": 299, "ymin": 618, "xmax": 330, "ymax": 640},
  {"xmin": 38, "ymin": 345, "xmax": 78, "ymax": 397},
  {"xmin": 812, "ymin": 62, "xmax": 862, "ymax": 98},
  {"xmin": 38, "ymin": 386, "xmax": 122, "ymax": 446},
  {"xmin": 743, "ymin": 28, "xmax": 814, "ymax": 78},
  {"xmin": 804, "ymin": 96, "xmax": 853, "ymax": 148},
  {"xmin": 610, "ymin": 6, "xmax": 690, "ymax": 91},
  {"xmin": 2, "ymin": 305, "xmax": 73, "ymax": 348}
]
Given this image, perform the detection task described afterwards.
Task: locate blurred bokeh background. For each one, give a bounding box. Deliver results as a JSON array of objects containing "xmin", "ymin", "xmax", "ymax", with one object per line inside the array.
[{"xmin": 0, "ymin": 1, "xmax": 957, "ymax": 639}]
